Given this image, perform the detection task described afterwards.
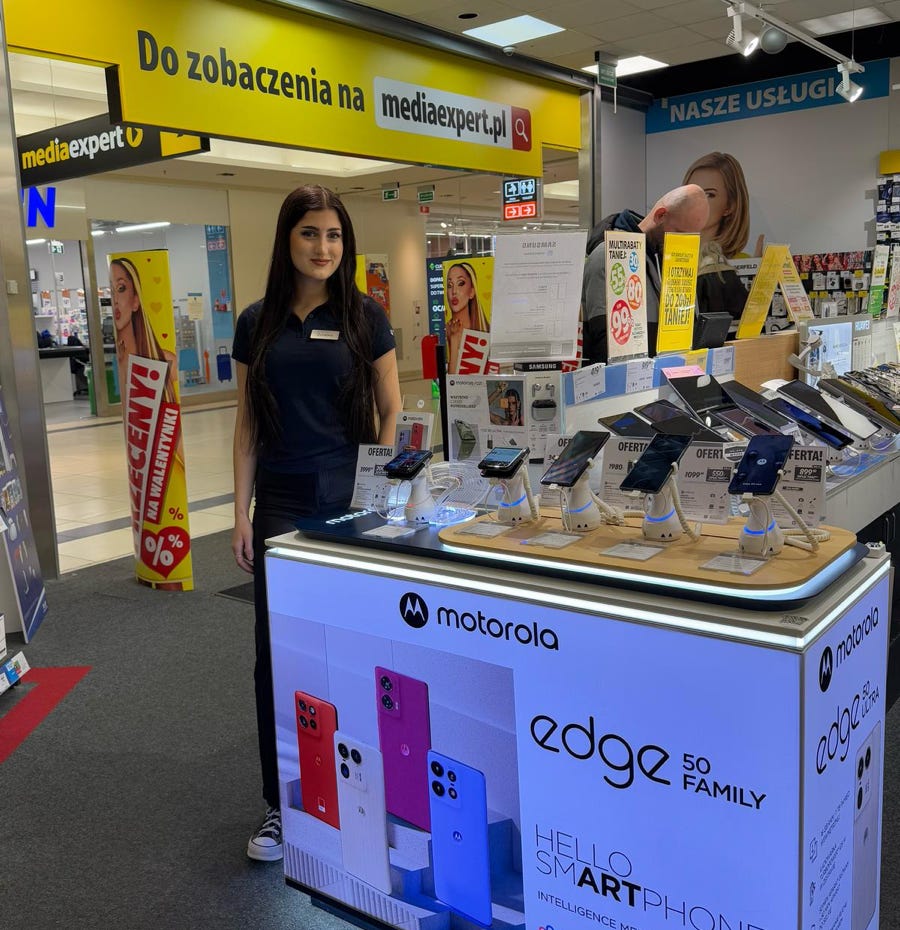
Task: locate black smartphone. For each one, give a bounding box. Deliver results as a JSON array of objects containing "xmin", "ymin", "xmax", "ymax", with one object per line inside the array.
[
  {"xmin": 539, "ymin": 431, "xmax": 610, "ymax": 488},
  {"xmin": 818, "ymin": 378, "xmax": 900, "ymax": 434},
  {"xmin": 383, "ymin": 448, "xmax": 433, "ymax": 480},
  {"xmin": 477, "ymin": 446, "xmax": 529, "ymax": 479},
  {"xmin": 712, "ymin": 406, "xmax": 780, "ymax": 438},
  {"xmin": 721, "ymin": 380, "xmax": 794, "ymax": 431},
  {"xmin": 774, "ymin": 380, "xmax": 879, "ymax": 440},
  {"xmin": 727, "ymin": 434, "xmax": 795, "ymax": 496},
  {"xmin": 634, "ymin": 399, "xmax": 685, "ymax": 424},
  {"xmin": 619, "ymin": 433, "xmax": 693, "ymax": 495},
  {"xmin": 599, "ymin": 412, "xmax": 655, "ymax": 438},
  {"xmin": 651, "ymin": 415, "xmax": 724, "ymax": 443},
  {"xmin": 764, "ymin": 397, "xmax": 853, "ymax": 450},
  {"xmin": 665, "ymin": 373, "xmax": 734, "ymax": 415}
]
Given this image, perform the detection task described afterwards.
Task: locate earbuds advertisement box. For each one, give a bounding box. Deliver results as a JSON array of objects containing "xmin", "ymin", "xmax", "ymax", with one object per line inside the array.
[{"xmin": 525, "ymin": 372, "xmax": 561, "ymax": 461}]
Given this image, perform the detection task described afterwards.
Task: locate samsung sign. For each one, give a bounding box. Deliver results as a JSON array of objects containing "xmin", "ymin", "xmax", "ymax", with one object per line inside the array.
[{"xmin": 646, "ymin": 58, "xmax": 890, "ymax": 134}]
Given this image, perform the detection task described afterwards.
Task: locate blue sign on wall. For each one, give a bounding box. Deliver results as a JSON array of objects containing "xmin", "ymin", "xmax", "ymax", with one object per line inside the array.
[{"xmin": 647, "ymin": 59, "xmax": 890, "ymax": 134}]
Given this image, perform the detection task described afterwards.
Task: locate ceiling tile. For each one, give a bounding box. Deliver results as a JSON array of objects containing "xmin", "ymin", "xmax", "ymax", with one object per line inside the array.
[
  {"xmin": 517, "ymin": 28, "xmax": 602, "ymax": 56},
  {"xmin": 532, "ymin": 0, "xmax": 641, "ymax": 30},
  {"xmin": 587, "ymin": 10, "xmax": 682, "ymax": 40},
  {"xmin": 623, "ymin": 26, "xmax": 711, "ymax": 53},
  {"xmin": 411, "ymin": 1, "xmax": 527, "ymax": 33},
  {"xmin": 645, "ymin": 39, "xmax": 734, "ymax": 67},
  {"xmin": 658, "ymin": 0, "xmax": 730, "ymax": 26},
  {"xmin": 626, "ymin": 0, "xmax": 710, "ymax": 9},
  {"xmin": 775, "ymin": 0, "xmax": 878, "ymax": 20},
  {"xmin": 883, "ymin": 0, "xmax": 900, "ymax": 17}
]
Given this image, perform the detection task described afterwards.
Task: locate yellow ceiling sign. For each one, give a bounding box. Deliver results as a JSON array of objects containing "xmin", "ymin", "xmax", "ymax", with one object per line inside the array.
[{"xmin": 6, "ymin": 0, "xmax": 582, "ymax": 175}]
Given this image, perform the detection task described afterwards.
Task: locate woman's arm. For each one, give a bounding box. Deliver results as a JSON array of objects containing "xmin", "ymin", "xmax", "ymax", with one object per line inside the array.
[
  {"xmin": 373, "ymin": 349, "xmax": 403, "ymax": 445},
  {"xmin": 232, "ymin": 361, "xmax": 257, "ymax": 573}
]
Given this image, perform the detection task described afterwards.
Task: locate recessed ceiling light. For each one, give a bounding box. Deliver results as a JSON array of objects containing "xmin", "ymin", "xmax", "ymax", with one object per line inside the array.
[
  {"xmin": 458, "ymin": 12, "xmax": 478, "ymax": 20},
  {"xmin": 799, "ymin": 7, "xmax": 889, "ymax": 36},
  {"xmin": 217, "ymin": 171, "xmax": 235, "ymax": 177},
  {"xmin": 582, "ymin": 56, "xmax": 668, "ymax": 78},
  {"xmin": 463, "ymin": 15, "xmax": 563, "ymax": 46},
  {"xmin": 26, "ymin": 238, "xmax": 46, "ymax": 245}
]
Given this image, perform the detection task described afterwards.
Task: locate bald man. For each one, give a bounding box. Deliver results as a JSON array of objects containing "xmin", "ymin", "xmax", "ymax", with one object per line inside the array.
[{"xmin": 581, "ymin": 184, "xmax": 709, "ymax": 363}]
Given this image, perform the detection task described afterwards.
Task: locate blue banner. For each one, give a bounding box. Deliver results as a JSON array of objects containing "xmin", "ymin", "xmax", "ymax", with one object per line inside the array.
[
  {"xmin": 205, "ymin": 225, "xmax": 234, "ymax": 343},
  {"xmin": 0, "ymin": 390, "xmax": 49, "ymax": 639},
  {"xmin": 647, "ymin": 59, "xmax": 890, "ymax": 134}
]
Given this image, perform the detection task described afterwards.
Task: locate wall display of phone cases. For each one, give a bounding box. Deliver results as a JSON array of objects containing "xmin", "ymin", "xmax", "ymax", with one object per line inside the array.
[{"xmin": 792, "ymin": 250, "xmax": 875, "ymax": 317}]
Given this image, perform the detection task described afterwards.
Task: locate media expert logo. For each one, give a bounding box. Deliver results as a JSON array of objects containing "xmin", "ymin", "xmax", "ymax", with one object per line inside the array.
[
  {"xmin": 19, "ymin": 125, "xmax": 144, "ymax": 173},
  {"xmin": 398, "ymin": 592, "xmax": 559, "ymax": 650},
  {"xmin": 818, "ymin": 605, "xmax": 879, "ymax": 692}
]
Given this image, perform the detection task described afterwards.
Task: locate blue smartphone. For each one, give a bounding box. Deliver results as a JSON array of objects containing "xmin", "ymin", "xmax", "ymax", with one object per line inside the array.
[
  {"xmin": 727, "ymin": 434, "xmax": 794, "ymax": 496},
  {"xmin": 428, "ymin": 750, "xmax": 492, "ymax": 927}
]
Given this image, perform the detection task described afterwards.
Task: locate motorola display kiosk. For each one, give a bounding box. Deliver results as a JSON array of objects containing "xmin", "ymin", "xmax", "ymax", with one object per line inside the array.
[{"xmin": 264, "ymin": 500, "xmax": 890, "ymax": 930}]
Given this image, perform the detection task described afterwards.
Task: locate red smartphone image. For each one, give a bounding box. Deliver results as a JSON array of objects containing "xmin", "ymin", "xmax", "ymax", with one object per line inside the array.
[
  {"xmin": 410, "ymin": 422, "xmax": 425, "ymax": 450},
  {"xmin": 295, "ymin": 690, "xmax": 340, "ymax": 829},
  {"xmin": 375, "ymin": 667, "xmax": 432, "ymax": 830}
]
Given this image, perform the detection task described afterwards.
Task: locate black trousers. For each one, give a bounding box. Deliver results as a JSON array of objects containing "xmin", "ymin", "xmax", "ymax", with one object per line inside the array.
[{"xmin": 251, "ymin": 463, "xmax": 355, "ymax": 807}]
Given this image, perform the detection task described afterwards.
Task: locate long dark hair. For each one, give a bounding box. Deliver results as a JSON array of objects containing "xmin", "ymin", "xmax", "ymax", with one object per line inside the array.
[{"xmin": 245, "ymin": 185, "xmax": 376, "ymax": 451}]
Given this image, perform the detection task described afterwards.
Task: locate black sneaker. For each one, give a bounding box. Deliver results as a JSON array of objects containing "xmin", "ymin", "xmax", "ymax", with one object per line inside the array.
[{"xmin": 247, "ymin": 806, "xmax": 283, "ymax": 861}]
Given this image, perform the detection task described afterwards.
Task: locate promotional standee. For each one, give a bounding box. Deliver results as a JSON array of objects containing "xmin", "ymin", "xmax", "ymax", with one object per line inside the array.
[
  {"xmin": 266, "ymin": 537, "xmax": 889, "ymax": 930},
  {"xmin": 110, "ymin": 250, "xmax": 193, "ymax": 590},
  {"xmin": 0, "ymin": 387, "xmax": 48, "ymax": 640}
]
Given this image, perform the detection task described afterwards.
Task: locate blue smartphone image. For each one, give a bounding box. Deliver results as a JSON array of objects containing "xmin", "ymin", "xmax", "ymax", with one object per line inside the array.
[{"xmin": 428, "ymin": 750, "xmax": 493, "ymax": 927}]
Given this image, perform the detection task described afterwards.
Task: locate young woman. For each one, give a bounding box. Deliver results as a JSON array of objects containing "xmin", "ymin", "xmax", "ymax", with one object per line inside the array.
[
  {"xmin": 682, "ymin": 153, "xmax": 755, "ymax": 321},
  {"xmin": 231, "ymin": 185, "xmax": 402, "ymax": 861},
  {"xmin": 681, "ymin": 151, "xmax": 752, "ymax": 259},
  {"xmin": 444, "ymin": 261, "xmax": 489, "ymax": 373},
  {"xmin": 109, "ymin": 257, "xmax": 177, "ymax": 404}
]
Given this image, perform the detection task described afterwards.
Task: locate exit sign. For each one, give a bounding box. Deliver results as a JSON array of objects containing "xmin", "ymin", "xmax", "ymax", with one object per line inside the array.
[{"xmin": 382, "ymin": 188, "xmax": 400, "ymax": 202}]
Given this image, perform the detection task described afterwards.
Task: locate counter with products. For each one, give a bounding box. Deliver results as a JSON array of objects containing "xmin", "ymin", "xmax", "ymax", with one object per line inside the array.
[{"xmin": 264, "ymin": 506, "xmax": 890, "ymax": 930}]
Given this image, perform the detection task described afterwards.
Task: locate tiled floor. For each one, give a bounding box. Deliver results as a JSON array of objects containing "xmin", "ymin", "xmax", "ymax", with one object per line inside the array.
[{"xmin": 47, "ymin": 399, "xmax": 237, "ymax": 573}]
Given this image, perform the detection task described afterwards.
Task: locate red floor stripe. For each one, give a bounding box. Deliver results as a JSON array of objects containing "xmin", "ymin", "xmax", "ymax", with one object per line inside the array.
[{"xmin": 0, "ymin": 666, "xmax": 91, "ymax": 764}]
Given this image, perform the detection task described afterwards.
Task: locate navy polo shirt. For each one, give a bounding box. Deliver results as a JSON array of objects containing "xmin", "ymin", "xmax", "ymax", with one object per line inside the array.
[{"xmin": 233, "ymin": 296, "xmax": 394, "ymax": 473}]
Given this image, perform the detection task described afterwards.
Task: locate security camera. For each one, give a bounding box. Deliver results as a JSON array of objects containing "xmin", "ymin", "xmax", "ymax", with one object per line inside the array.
[{"xmin": 502, "ymin": 46, "xmax": 515, "ymax": 56}]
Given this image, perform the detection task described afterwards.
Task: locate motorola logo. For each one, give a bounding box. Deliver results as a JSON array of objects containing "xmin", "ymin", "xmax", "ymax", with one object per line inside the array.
[
  {"xmin": 819, "ymin": 646, "xmax": 833, "ymax": 693},
  {"xmin": 399, "ymin": 592, "xmax": 429, "ymax": 629}
]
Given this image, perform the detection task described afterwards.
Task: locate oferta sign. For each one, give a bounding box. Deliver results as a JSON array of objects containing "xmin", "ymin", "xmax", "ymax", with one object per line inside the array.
[
  {"xmin": 17, "ymin": 114, "xmax": 209, "ymax": 187},
  {"xmin": 6, "ymin": 0, "xmax": 580, "ymax": 175}
]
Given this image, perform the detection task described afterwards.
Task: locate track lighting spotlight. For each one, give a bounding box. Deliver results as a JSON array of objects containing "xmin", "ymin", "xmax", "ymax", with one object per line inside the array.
[
  {"xmin": 725, "ymin": 4, "xmax": 759, "ymax": 57},
  {"xmin": 836, "ymin": 61, "xmax": 864, "ymax": 103}
]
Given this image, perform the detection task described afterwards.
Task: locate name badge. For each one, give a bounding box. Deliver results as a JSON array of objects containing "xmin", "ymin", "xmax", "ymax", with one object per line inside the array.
[{"xmin": 310, "ymin": 329, "xmax": 340, "ymax": 341}]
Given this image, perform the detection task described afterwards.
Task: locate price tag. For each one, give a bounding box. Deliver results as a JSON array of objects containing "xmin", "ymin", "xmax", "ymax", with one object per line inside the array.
[
  {"xmin": 770, "ymin": 444, "xmax": 826, "ymax": 528},
  {"xmin": 572, "ymin": 362, "xmax": 606, "ymax": 404},
  {"xmin": 362, "ymin": 524, "xmax": 421, "ymax": 540},
  {"xmin": 702, "ymin": 553, "xmax": 767, "ymax": 575},
  {"xmin": 523, "ymin": 531, "xmax": 581, "ymax": 549},
  {"xmin": 351, "ymin": 444, "xmax": 395, "ymax": 509},
  {"xmin": 625, "ymin": 357, "xmax": 654, "ymax": 393},
  {"xmin": 457, "ymin": 522, "xmax": 513, "ymax": 538},
  {"xmin": 676, "ymin": 445, "xmax": 731, "ymax": 525},
  {"xmin": 601, "ymin": 542, "xmax": 663, "ymax": 561},
  {"xmin": 600, "ymin": 436, "xmax": 651, "ymax": 511},
  {"xmin": 711, "ymin": 345, "xmax": 735, "ymax": 377}
]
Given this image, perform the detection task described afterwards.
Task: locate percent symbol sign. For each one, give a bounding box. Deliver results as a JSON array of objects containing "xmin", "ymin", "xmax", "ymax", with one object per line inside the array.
[
  {"xmin": 168, "ymin": 506, "xmax": 185, "ymax": 520},
  {"xmin": 144, "ymin": 532, "xmax": 185, "ymax": 569}
]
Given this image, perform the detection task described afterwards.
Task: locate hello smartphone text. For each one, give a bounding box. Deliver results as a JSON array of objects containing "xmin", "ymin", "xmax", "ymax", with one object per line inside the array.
[{"xmin": 383, "ymin": 449, "xmax": 433, "ymax": 480}]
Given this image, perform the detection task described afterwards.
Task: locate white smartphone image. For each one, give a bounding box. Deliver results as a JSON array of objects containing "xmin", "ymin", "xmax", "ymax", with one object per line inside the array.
[
  {"xmin": 852, "ymin": 720, "xmax": 881, "ymax": 930},
  {"xmin": 334, "ymin": 731, "xmax": 393, "ymax": 894}
]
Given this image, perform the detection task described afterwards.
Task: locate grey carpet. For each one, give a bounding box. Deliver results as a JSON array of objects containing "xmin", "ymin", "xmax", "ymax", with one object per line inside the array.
[{"xmin": 3, "ymin": 530, "xmax": 900, "ymax": 929}]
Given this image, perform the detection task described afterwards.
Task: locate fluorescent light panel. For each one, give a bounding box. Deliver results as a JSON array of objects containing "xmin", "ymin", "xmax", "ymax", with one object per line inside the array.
[
  {"xmin": 25, "ymin": 238, "xmax": 46, "ymax": 245},
  {"xmin": 463, "ymin": 15, "xmax": 563, "ymax": 46},
  {"xmin": 582, "ymin": 56, "xmax": 668, "ymax": 78},
  {"xmin": 799, "ymin": 8, "xmax": 890, "ymax": 37},
  {"xmin": 114, "ymin": 221, "xmax": 171, "ymax": 233}
]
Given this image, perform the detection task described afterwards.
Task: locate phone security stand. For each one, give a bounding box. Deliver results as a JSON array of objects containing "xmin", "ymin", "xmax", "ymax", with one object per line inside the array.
[
  {"xmin": 399, "ymin": 474, "xmax": 437, "ymax": 524},
  {"xmin": 636, "ymin": 470, "xmax": 699, "ymax": 543},
  {"xmin": 560, "ymin": 471, "xmax": 604, "ymax": 532},
  {"xmin": 738, "ymin": 494, "xmax": 784, "ymax": 558},
  {"xmin": 493, "ymin": 466, "xmax": 539, "ymax": 525}
]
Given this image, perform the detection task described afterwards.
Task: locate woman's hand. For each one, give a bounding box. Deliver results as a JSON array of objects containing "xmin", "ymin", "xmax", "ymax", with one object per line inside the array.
[{"xmin": 232, "ymin": 513, "xmax": 254, "ymax": 574}]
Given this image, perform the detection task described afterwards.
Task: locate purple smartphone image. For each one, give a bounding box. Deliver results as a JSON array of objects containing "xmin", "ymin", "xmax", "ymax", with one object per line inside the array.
[{"xmin": 375, "ymin": 666, "xmax": 432, "ymax": 831}]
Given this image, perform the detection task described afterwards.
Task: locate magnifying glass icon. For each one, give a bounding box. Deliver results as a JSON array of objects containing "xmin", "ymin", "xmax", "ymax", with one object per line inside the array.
[{"xmin": 514, "ymin": 118, "xmax": 529, "ymax": 142}]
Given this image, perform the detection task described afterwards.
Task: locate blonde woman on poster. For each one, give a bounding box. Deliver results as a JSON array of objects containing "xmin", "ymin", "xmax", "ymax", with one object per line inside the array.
[
  {"xmin": 110, "ymin": 257, "xmax": 177, "ymax": 403},
  {"xmin": 444, "ymin": 261, "xmax": 489, "ymax": 373}
]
